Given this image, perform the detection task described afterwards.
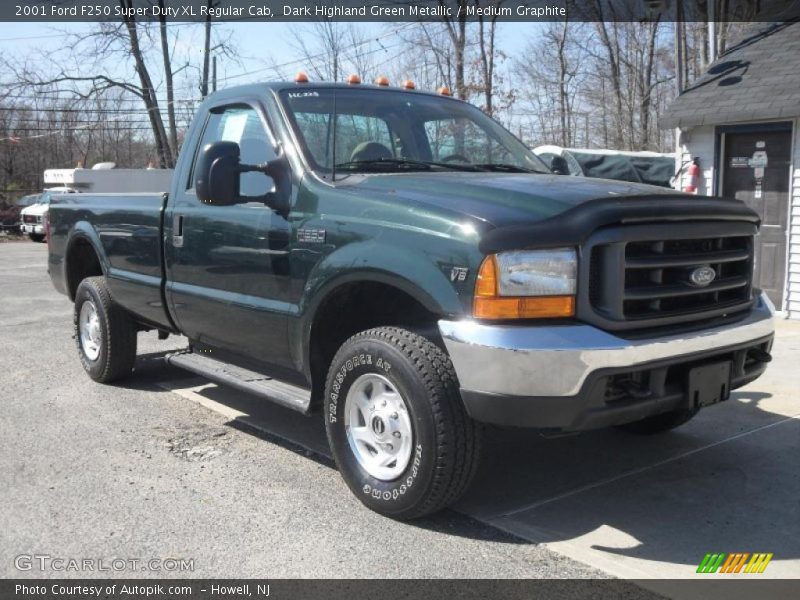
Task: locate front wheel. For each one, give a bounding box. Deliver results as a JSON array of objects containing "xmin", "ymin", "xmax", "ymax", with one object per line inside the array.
[
  {"xmin": 73, "ymin": 276, "xmax": 138, "ymax": 383},
  {"xmin": 29, "ymin": 233, "xmax": 45, "ymax": 243},
  {"xmin": 324, "ymin": 327, "xmax": 481, "ymax": 520}
]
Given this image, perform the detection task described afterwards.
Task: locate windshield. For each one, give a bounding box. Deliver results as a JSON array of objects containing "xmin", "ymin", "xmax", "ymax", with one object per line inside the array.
[
  {"xmin": 279, "ymin": 87, "xmax": 550, "ymax": 175},
  {"xmin": 17, "ymin": 194, "xmax": 41, "ymax": 207}
]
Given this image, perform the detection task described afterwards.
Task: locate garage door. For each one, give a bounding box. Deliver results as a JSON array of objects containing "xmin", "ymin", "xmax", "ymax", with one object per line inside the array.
[{"xmin": 722, "ymin": 127, "xmax": 792, "ymax": 307}]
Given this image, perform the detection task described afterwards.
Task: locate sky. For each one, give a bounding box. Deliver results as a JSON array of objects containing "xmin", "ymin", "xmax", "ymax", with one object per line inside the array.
[{"xmin": 0, "ymin": 21, "xmax": 536, "ymax": 99}]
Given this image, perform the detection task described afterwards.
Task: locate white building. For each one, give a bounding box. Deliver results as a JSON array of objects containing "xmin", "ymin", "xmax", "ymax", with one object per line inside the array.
[{"xmin": 661, "ymin": 21, "xmax": 800, "ymax": 318}]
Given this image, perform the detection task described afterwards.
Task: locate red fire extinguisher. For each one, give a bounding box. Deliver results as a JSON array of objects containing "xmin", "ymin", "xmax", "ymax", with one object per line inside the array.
[{"xmin": 683, "ymin": 157, "xmax": 701, "ymax": 194}]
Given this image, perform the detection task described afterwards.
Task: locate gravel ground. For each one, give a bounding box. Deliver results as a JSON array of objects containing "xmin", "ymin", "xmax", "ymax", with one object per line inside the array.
[{"xmin": 1, "ymin": 241, "xmax": 656, "ymax": 592}]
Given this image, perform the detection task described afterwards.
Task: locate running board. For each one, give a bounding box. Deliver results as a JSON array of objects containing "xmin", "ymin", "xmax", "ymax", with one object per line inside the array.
[{"xmin": 165, "ymin": 350, "xmax": 311, "ymax": 414}]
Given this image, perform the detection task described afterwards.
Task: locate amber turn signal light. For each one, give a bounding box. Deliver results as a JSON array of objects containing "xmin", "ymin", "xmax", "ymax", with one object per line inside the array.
[
  {"xmin": 472, "ymin": 255, "xmax": 575, "ymax": 319},
  {"xmin": 473, "ymin": 296, "xmax": 575, "ymax": 319}
]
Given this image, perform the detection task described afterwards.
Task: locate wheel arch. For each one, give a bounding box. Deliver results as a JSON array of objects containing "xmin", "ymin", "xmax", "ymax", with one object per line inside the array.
[
  {"xmin": 297, "ymin": 268, "xmax": 461, "ymax": 405},
  {"xmin": 64, "ymin": 225, "xmax": 108, "ymax": 301}
]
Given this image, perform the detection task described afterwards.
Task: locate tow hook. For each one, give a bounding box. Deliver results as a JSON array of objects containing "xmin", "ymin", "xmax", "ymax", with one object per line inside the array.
[
  {"xmin": 748, "ymin": 348, "xmax": 772, "ymax": 363},
  {"xmin": 621, "ymin": 380, "xmax": 653, "ymax": 399}
]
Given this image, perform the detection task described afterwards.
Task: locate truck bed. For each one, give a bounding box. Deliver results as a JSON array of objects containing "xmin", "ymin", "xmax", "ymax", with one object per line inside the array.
[{"xmin": 47, "ymin": 193, "xmax": 170, "ymax": 328}]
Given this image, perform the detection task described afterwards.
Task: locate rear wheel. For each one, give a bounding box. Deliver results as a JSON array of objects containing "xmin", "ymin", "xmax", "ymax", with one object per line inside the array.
[
  {"xmin": 616, "ymin": 407, "xmax": 699, "ymax": 434},
  {"xmin": 324, "ymin": 327, "xmax": 481, "ymax": 520},
  {"xmin": 73, "ymin": 276, "xmax": 137, "ymax": 383}
]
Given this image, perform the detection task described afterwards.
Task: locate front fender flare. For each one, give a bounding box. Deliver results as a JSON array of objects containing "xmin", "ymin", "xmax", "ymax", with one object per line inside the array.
[{"xmin": 290, "ymin": 241, "xmax": 466, "ymax": 378}]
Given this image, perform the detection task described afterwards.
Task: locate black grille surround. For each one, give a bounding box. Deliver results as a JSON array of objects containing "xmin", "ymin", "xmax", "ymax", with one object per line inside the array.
[
  {"xmin": 579, "ymin": 221, "xmax": 757, "ymax": 332},
  {"xmin": 23, "ymin": 214, "xmax": 39, "ymax": 224}
]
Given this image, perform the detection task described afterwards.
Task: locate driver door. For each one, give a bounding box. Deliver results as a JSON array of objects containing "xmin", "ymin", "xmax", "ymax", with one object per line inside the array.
[{"xmin": 165, "ymin": 103, "xmax": 294, "ymax": 368}]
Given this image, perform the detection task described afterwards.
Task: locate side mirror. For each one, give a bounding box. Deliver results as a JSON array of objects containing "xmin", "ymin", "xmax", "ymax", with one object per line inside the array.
[
  {"xmin": 196, "ymin": 141, "xmax": 240, "ymax": 206},
  {"xmin": 261, "ymin": 153, "xmax": 292, "ymax": 218},
  {"xmin": 195, "ymin": 140, "xmax": 292, "ymax": 218},
  {"xmin": 550, "ymin": 155, "xmax": 570, "ymax": 175}
]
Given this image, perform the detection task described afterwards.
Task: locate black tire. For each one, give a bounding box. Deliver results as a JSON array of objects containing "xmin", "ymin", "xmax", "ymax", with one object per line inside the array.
[
  {"xmin": 30, "ymin": 233, "xmax": 45, "ymax": 243},
  {"xmin": 73, "ymin": 276, "xmax": 137, "ymax": 383},
  {"xmin": 616, "ymin": 407, "xmax": 699, "ymax": 434},
  {"xmin": 324, "ymin": 327, "xmax": 481, "ymax": 520}
]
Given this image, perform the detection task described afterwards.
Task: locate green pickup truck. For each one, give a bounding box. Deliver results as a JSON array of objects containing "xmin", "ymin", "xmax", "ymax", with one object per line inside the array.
[{"xmin": 47, "ymin": 80, "xmax": 775, "ymax": 519}]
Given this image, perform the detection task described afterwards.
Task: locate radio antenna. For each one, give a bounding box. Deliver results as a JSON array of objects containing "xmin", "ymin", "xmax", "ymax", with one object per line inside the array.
[{"xmin": 331, "ymin": 85, "xmax": 338, "ymax": 183}]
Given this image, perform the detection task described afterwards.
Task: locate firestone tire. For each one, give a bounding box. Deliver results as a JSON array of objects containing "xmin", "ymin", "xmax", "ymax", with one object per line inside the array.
[
  {"xmin": 616, "ymin": 407, "xmax": 699, "ymax": 434},
  {"xmin": 73, "ymin": 276, "xmax": 138, "ymax": 383},
  {"xmin": 324, "ymin": 327, "xmax": 482, "ymax": 520}
]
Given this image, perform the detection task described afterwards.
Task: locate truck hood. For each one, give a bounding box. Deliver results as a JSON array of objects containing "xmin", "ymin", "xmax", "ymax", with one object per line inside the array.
[
  {"xmin": 344, "ymin": 172, "xmax": 681, "ymax": 228},
  {"xmin": 20, "ymin": 204, "xmax": 49, "ymax": 217}
]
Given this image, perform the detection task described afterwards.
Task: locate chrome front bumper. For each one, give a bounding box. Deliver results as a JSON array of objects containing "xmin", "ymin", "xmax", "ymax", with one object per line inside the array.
[{"xmin": 439, "ymin": 293, "xmax": 775, "ymax": 428}]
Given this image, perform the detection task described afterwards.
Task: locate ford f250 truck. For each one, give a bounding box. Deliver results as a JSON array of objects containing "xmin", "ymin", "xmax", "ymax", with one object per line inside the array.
[{"xmin": 47, "ymin": 79, "xmax": 775, "ymax": 519}]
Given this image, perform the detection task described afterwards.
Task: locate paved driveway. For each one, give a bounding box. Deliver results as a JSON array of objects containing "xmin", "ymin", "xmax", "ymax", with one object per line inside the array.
[{"xmin": 2, "ymin": 242, "xmax": 797, "ymax": 596}]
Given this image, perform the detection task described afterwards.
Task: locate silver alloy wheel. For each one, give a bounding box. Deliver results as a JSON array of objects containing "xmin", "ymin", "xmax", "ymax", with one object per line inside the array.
[
  {"xmin": 79, "ymin": 300, "xmax": 102, "ymax": 361},
  {"xmin": 344, "ymin": 373, "xmax": 414, "ymax": 481}
]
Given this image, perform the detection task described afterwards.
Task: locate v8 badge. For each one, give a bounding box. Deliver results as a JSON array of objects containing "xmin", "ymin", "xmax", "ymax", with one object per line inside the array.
[{"xmin": 450, "ymin": 267, "xmax": 469, "ymax": 282}]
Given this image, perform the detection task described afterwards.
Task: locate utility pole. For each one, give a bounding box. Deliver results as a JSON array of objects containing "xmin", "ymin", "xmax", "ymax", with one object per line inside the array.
[{"xmin": 212, "ymin": 56, "xmax": 217, "ymax": 92}]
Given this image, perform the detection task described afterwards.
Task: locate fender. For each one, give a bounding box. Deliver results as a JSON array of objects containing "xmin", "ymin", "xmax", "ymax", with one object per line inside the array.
[
  {"xmin": 290, "ymin": 240, "xmax": 469, "ymax": 378},
  {"xmin": 63, "ymin": 222, "xmax": 110, "ymax": 299}
]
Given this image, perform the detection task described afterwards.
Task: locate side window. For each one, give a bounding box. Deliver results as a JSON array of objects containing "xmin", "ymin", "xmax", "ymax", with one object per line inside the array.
[{"xmin": 188, "ymin": 105, "xmax": 277, "ymax": 197}]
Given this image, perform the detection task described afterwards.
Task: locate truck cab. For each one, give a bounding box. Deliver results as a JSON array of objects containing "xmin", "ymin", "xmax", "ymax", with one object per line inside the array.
[{"xmin": 45, "ymin": 78, "xmax": 775, "ymax": 520}]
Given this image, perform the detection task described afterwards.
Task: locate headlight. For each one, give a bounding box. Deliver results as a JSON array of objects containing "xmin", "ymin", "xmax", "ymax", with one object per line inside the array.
[{"xmin": 473, "ymin": 248, "xmax": 577, "ymax": 319}]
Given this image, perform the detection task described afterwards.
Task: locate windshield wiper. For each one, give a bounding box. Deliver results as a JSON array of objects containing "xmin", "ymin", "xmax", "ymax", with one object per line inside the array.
[
  {"xmin": 335, "ymin": 158, "xmax": 432, "ymax": 171},
  {"xmin": 334, "ymin": 158, "xmax": 481, "ymax": 172},
  {"xmin": 473, "ymin": 163, "xmax": 540, "ymax": 173}
]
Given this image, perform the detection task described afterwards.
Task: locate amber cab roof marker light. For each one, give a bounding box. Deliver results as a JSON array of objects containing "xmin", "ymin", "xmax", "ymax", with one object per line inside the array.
[
  {"xmin": 402, "ymin": 79, "xmax": 416, "ymax": 90},
  {"xmin": 375, "ymin": 75, "xmax": 390, "ymax": 87},
  {"xmin": 347, "ymin": 74, "xmax": 362, "ymax": 85},
  {"xmin": 294, "ymin": 71, "xmax": 309, "ymax": 84},
  {"xmin": 437, "ymin": 86, "xmax": 452, "ymax": 96}
]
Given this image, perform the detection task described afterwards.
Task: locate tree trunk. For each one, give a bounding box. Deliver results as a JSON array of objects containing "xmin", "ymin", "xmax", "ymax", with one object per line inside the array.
[
  {"xmin": 557, "ymin": 20, "xmax": 570, "ymax": 146},
  {"xmin": 158, "ymin": 0, "xmax": 178, "ymax": 156},
  {"xmin": 120, "ymin": 0, "xmax": 173, "ymax": 167}
]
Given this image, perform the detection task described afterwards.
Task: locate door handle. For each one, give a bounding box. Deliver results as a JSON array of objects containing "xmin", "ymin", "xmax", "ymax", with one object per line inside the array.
[{"xmin": 172, "ymin": 214, "xmax": 184, "ymax": 248}]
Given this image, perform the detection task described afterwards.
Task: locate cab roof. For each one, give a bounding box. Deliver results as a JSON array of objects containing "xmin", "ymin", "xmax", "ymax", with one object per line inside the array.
[{"xmin": 204, "ymin": 81, "xmax": 461, "ymax": 103}]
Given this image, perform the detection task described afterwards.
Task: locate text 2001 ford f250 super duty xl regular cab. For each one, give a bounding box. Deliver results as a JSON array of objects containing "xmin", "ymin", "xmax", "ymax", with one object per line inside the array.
[{"xmin": 47, "ymin": 79, "xmax": 775, "ymax": 519}]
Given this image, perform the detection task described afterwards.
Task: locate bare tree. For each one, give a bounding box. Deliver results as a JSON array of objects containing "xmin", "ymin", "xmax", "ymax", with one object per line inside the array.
[
  {"xmin": 158, "ymin": 0, "xmax": 179, "ymax": 155},
  {"xmin": 287, "ymin": 22, "xmax": 348, "ymax": 81},
  {"xmin": 438, "ymin": 0, "xmax": 469, "ymax": 99},
  {"xmin": 474, "ymin": 0, "xmax": 502, "ymax": 116},
  {"xmin": 514, "ymin": 21, "xmax": 587, "ymax": 147}
]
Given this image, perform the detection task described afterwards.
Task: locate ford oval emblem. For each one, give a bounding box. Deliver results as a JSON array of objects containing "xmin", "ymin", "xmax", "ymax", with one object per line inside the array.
[{"xmin": 689, "ymin": 265, "xmax": 716, "ymax": 287}]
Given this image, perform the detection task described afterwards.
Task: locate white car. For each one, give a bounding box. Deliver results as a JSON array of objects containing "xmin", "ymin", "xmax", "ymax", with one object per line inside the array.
[{"xmin": 20, "ymin": 187, "xmax": 77, "ymax": 242}]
